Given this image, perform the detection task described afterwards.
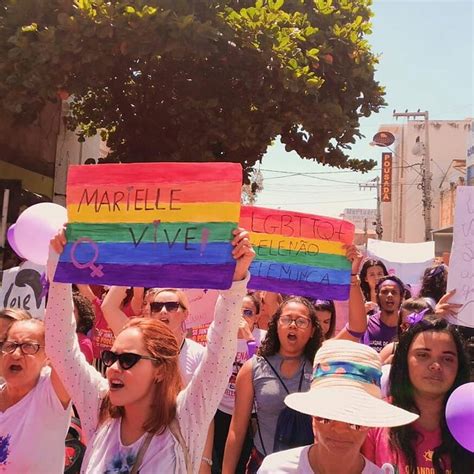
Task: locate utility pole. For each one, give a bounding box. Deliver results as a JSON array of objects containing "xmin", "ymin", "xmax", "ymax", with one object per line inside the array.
[
  {"xmin": 393, "ymin": 110, "xmax": 432, "ymax": 241},
  {"xmin": 363, "ymin": 217, "xmax": 368, "ymax": 250},
  {"xmin": 359, "ymin": 177, "xmax": 383, "ymax": 240}
]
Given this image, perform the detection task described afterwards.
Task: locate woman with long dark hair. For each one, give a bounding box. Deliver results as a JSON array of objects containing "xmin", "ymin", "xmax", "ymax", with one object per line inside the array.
[
  {"xmin": 359, "ymin": 259, "xmax": 388, "ymax": 314},
  {"xmin": 223, "ymin": 296, "xmax": 324, "ymax": 473},
  {"xmin": 362, "ymin": 316, "xmax": 474, "ymax": 473},
  {"xmin": 419, "ymin": 264, "xmax": 448, "ymax": 308},
  {"xmin": 312, "ymin": 299, "xmax": 336, "ymax": 340}
]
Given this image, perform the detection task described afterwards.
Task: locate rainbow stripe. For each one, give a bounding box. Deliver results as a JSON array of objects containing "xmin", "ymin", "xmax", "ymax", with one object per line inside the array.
[
  {"xmin": 240, "ymin": 206, "xmax": 355, "ymax": 300},
  {"xmin": 54, "ymin": 163, "xmax": 242, "ymax": 289}
]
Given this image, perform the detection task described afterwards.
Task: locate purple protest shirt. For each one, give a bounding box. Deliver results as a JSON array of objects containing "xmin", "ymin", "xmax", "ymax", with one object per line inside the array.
[{"xmin": 362, "ymin": 311, "xmax": 397, "ymax": 353}]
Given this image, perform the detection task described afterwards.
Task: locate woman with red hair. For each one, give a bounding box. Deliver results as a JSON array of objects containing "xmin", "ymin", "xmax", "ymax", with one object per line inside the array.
[{"xmin": 45, "ymin": 227, "xmax": 254, "ymax": 473}]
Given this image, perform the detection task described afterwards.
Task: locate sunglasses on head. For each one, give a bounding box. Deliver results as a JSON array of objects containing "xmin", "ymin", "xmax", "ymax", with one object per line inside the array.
[
  {"xmin": 101, "ymin": 350, "xmax": 160, "ymax": 370},
  {"xmin": 150, "ymin": 301, "xmax": 182, "ymax": 313}
]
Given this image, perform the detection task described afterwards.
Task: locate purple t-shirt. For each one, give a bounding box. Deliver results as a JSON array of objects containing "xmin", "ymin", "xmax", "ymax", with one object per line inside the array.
[{"xmin": 362, "ymin": 312, "xmax": 397, "ymax": 353}]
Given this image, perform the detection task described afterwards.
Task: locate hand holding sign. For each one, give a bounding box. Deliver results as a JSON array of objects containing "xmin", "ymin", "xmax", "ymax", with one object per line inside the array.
[{"xmin": 231, "ymin": 227, "xmax": 255, "ymax": 282}]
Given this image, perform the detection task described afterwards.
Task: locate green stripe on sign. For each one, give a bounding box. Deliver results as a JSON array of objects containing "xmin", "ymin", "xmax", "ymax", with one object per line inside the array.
[
  {"xmin": 67, "ymin": 222, "xmax": 236, "ymax": 243},
  {"xmin": 253, "ymin": 246, "xmax": 351, "ymax": 269}
]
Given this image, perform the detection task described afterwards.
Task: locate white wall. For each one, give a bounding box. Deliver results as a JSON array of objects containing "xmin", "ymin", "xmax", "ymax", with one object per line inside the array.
[{"xmin": 378, "ymin": 119, "xmax": 471, "ymax": 243}]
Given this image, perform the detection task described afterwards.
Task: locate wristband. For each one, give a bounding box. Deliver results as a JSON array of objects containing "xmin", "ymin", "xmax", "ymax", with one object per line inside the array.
[
  {"xmin": 201, "ymin": 456, "xmax": 213, "ymax": 466},
  {"xmin": 345, "ymin": 322, "xmax": 365, "ymax": 339}
]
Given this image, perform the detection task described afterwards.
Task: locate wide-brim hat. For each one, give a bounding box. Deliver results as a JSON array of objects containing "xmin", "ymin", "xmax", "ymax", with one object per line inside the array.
[{"xmin": 285, "ymin": 339, "xmax": 418, "ymax": 428}]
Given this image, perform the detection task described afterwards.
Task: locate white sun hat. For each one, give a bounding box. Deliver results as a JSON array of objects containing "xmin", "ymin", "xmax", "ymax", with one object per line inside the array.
[{"xmin": 285, "ymin": 339, "xmax": 418, "ymax": 428}]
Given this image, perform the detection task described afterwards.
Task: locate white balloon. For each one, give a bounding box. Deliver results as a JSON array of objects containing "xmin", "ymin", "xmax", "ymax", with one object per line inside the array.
[{"xmin": 14, "ymin": 203, "xmax": 68, "ymax": 265}]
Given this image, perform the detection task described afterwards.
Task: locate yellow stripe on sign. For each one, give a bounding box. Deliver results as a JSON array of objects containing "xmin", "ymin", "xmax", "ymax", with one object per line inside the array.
[
  {"xmin": 68, "ymin": 202, "xmax": 241, "ymax": 224},
  {"xmin": 249, "ymin": 232, "xmax": 346, "ymax": 256}
]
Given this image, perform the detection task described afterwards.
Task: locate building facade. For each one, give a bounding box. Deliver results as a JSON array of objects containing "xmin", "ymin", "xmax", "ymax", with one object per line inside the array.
[{"xmin": 375, "ymin": 118, "xmax": 471, "ymax": 253}]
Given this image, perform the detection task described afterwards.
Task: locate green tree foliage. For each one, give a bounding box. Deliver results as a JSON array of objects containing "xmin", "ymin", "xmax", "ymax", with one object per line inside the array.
[{"xmin": 0, "ymin": 0, "xmax": 385, "ymax": 176}]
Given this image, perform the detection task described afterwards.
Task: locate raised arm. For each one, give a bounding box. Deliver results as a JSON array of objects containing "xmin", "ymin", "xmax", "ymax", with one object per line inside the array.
[
  {"xmin": 46, "ymin": 231, "xmax": 109, "ymax": 440},
  {"xmin": 434, "ymin": 289, "xmax": 463, "ymax": 318},
  {"xmin": 101, "ymin": 286, "xmax": 130, "ymax": 336},
  {"xmin": 130, "ymin": 287, "xmax": 145, "ymax": 316},
  {"xmin": 222, "ymin": 359, "xmax": 254, "ymax": 474},
  {"xmin": 76, "ymin": 283, "xmax": 97, "ymax": 303},
  {"xmin": 177, "ymin": 228, "xmax": 254, "ymax": 471},
  {"xmin": 335, "ymin": 244, "xmax": 368, "ymax": 341}
]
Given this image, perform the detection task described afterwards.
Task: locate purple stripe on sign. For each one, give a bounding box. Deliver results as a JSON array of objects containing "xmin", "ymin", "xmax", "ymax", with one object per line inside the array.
[
  {"xmin": 248, "ymin": 275, "xmax": 350, "ymax": 301},
  {"xmin": 54, "ymin": 262, "xmax": 236, "ymax": 290}
]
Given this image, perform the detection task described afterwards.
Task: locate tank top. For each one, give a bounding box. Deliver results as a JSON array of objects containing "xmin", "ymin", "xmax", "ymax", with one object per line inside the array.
[{"xmin": 252, "ymin": 353, "xmax": 312, "ymax": 455}]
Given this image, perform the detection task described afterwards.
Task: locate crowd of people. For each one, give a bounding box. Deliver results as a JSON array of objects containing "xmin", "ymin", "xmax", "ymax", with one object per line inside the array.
[{"xmin": 0, "ymin": 226, "xmax": 473, "ymax": 474}]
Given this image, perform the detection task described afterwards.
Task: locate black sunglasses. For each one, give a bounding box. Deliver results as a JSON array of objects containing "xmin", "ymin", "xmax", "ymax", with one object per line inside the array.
[
  {"xmin": 101, "ymin": 350, "xmax": 160, "ymax": 370},
  {"xmin": 150, "ymin": 301, "xmax": 182, "ymax": 313}
]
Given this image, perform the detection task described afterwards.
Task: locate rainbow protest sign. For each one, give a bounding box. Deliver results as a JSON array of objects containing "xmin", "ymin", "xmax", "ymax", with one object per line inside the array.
[
  {"xmin": 240, "ymin": 206, "xmax": 355, "ymax": 300},
  {"xmin": 54, "ymin": 163, "xmax": 242, "ymax": 289}
]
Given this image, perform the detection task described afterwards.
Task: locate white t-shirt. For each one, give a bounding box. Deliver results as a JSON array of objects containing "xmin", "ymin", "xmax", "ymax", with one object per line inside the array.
[
  {"xmin": 218, "ymin": 327, "xmax": 266, "ymax": 414},
  {"xmin": 81, "ymin": 417, "xmax": 178, "ymax": 473},
  {"xmin": 179, "ymin": 338, "xmax": 205, "ymax": 386},
  {"xmin": 258, "ymin": 445, "xmax": 388, "ymax": 474},
  {"xmin": 0, "ymin": 369, "xmax": 71, "ymax": 473}
]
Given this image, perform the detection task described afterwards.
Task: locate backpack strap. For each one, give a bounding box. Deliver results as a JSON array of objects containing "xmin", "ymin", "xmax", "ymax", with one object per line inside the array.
[
  {"xmin": 252, "ymin": 398, "xmax": 267, "ymax": 456},
  {"xmin": 297, "ymin": 363, "xmax": 306, "ymax": 391},
  {"xmin": 263, "ymin": 357, "xmax": 306, "ymax": 394},
  {"xmin": 262, "ymin": 356, "xmax": 289, "ymax": 394},
  {"xmin": 251, "ymin": 356, "xmax": 267, "ymax": 456},
  {"xmin": 169, "ymin": 418, "xmax": 193, "ymax": 474},
  {"xmin": 130, "ymin": 432, "xmax": 154, "ymax": 474}
]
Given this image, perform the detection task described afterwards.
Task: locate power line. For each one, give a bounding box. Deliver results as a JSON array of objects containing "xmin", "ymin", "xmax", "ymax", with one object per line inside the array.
[
  {"xmin": 256, "ymin": 197, "xmax": 376, "ymax": 205},
  {"xmin": 260, "ymin": 163, "xmax": 421, "ymax": 176}
]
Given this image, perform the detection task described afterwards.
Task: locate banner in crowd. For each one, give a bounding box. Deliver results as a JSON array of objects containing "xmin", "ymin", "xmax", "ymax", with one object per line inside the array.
[
  {"xmin": 54, "ymin": 162, "xmax": 242, "ymax": 289},
  {"xmin": 184, "ymin": 288, "xmax": 219, "ymax": 328},
  {"xmin": 447, "ymin": 186, "xmax": 474, "ymax": 328},
  {"xmin": 367, "ymin": 239, "xmax": 435, "ymax": 286},
  {"xmin": 0, "ymin": 261, "xmax": 47, "ymax": 319},
  {"xmin": 240, "ymin": 206, "xmax": 355, "ymax": 300},
  {"xmin": 187, "ymin": 323, "xmax": 210, "ymax": 346}
]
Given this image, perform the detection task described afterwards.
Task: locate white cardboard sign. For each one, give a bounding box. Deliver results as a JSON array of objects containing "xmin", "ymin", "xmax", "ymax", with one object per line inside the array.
[
  {"xmin": 0, "ymin": 261, "xmax": 47, "ymax": 319},
  {"xmin": 446, "ymin": 187, "xmax": 474, "ymax": 328},
  {"xmin": 367, "ymin": 239, "xmax": 435, "ymax": 286}
]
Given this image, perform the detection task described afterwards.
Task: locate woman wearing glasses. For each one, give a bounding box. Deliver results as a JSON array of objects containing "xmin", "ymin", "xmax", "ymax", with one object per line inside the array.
[
  {"xmin": 212, "ymin": 293, "xmax": 267, "ymax": 473},
  {"xmin": 102, "ymin": 286, "xmax": 205, "ymax": 386},
  {"xmin": 45, "ymin": 228, "xmax": 254, "ymax": 474},
  {"xmin": 223, "ymin": 296, "xmax": 323, "ymax": 473},
  {"xmin": 0, "ymin": 316, "xmax": 71, "ymax": 472}
]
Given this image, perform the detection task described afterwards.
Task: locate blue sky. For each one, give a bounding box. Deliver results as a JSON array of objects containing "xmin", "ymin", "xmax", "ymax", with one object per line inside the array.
[{"xmin": 256, "ymin": 0, "xmax": 473, "ymax": 217}]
